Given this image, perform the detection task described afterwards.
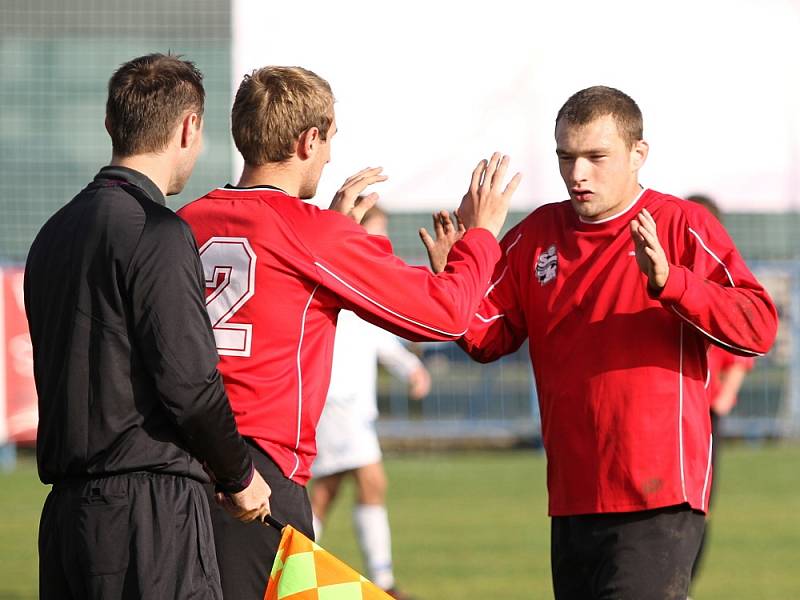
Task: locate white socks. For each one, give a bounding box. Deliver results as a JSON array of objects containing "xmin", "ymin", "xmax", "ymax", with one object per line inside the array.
[
  {"xmin": 312, "ymin": 513, "xmax": 323, "ymax": 541},
  {"xmin": 353, "ymin": 504, "xmax": 395, "ymax": 590}
]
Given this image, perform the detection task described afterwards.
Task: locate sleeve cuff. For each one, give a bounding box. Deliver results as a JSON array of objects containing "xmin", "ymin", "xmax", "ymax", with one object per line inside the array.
[
  {"xmin": 651, "ymin": 264, "xmax": 687, "ymax": 303},
  {"xmin": 215, "ymin": 460, "xmax": 255, "ymax": 494},
  {"xmin": 461, "ymin": 227, "xmax": 502, "ymax": 262}
]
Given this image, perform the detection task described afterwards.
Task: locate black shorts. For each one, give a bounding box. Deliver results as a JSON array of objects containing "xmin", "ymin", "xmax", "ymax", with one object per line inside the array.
[
  {"xmin": 207, "ymin": 442, "xmax": 314, "ymax": 600},
  {"xmin": 551, "ymin": 504, "xmax": 705, "ymax": 600},
  {"xmin": 39, "ymin": 472, "xmax": 221, "ymax": 600}
]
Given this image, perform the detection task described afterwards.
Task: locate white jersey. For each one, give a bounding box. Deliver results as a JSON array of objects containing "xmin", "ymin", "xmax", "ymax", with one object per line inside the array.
[
  {"xmin": 312, "ymin": 311, "xmax": 422, "ymax": 477},
  {"xmin": 325, "ymin": 310, "xmax": 422, "ymax": 422}
]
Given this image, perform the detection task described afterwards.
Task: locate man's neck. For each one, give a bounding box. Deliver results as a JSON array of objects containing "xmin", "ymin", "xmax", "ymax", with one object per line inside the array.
[
  {"xmin": 110, "ymin": 153, "xmax": 172, "ymax": 196},
  {"xmin": 237, "ymin": 163, "xmax": 302, "ymax": 197}
]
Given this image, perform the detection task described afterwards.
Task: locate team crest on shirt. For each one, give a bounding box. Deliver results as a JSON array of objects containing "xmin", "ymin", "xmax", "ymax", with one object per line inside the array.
[{"xmin": 535, "ymin": 245, "xmax": 558, "ymax": 285}]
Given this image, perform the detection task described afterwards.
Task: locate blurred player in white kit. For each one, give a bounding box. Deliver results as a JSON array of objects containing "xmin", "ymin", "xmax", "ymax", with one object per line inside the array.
[{"xmin": 312, "ymin": 206, "xmax": 431, "ymax": 600}]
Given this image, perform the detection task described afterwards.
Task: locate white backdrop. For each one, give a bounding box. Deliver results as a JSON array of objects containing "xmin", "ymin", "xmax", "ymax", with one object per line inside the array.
[{"xmin": 233, "ymin": 0, "xmax": 800, "ymax": 212}]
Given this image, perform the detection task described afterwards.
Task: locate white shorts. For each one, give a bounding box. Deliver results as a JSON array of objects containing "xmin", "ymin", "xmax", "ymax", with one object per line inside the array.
[{"xmin": 312, "ymin": 401, "xmax": 382, "ymax": 479}]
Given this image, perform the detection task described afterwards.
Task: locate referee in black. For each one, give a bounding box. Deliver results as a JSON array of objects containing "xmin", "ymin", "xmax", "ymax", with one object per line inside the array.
[{"xmin": 24, "ymin": 54, "xmax": 271, "ymax": 600}]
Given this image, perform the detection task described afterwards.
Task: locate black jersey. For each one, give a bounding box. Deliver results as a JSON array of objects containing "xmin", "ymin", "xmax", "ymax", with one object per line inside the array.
[{"xmin": 24, "ymin": 166, "xmax": 253, "ymax": 492}]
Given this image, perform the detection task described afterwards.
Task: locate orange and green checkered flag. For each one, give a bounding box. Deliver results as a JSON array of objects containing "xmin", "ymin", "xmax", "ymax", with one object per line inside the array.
[{"xmin": 263, "ymin": 516, "xmax": 393, "ymax": 600}]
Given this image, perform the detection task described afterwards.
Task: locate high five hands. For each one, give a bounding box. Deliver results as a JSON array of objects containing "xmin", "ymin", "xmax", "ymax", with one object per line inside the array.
[
  {"xmin": 420, "ymin": 152, "xmax": 521, "ymax": 273},
  {"xmin": 630, "ymin": 208, "xmax": 670, "ymax": 290},
  {"xmin": 456, "ymin": 153, "xmax": 521, "ymax": 238},
  {"xmin": 419, "ymin": 210, "xmax": 465, "ymax": 274}
]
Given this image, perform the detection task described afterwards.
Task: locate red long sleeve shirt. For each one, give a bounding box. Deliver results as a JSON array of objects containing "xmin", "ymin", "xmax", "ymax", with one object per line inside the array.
[
  {"xmin": 178, "ymin": 186, "xmax": 499, "ymax": 484},
  {"xmin": 460, "ymin": 189, "xmax": 777, "ymax": 515}
]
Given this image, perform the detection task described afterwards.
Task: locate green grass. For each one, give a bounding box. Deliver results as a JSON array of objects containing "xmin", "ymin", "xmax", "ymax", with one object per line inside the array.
[
  {"xmin": 0, "ymin": 454, "xmax": 45, "ymax": 600},
  {"xmin": 1, "ymin": 445, "xmax": 799, "ymax": 599},
  {"xmin": 318, "ymin": 444, "xmax": 800, "ymax": 599}
]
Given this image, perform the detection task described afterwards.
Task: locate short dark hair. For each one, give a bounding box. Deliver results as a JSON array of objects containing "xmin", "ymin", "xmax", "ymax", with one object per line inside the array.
[
  {"xmin": 106, "ymin": 53, "xmax": 205, "ymax": 156},
  {"xmin": 687, "ymin": 194, "xmax": 721, "ymax": 220},
  {"xmin": 556, "ymin": 86, "xmax": 643, "ymax": 147}
]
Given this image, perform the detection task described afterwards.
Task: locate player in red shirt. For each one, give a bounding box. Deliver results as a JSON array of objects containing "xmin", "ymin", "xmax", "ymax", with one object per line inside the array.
[
  {"xmin": 423, "ymin": 86, "xmax": 778, "ymax": 600},
  {"xmin": 178, "ymin": 66, "xmax": 520, "ymax": 599}
]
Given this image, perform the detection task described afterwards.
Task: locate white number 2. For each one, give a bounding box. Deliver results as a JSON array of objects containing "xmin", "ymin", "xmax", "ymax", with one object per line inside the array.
[{"xmin": 198, "ymin": 237, "xmax": 257, "ymax": 357}]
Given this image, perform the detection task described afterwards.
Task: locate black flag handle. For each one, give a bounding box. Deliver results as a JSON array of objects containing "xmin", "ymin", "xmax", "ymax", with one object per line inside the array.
[{"xmin": 263, "ymin": 514, "xmax": 286, "ymax": 530}]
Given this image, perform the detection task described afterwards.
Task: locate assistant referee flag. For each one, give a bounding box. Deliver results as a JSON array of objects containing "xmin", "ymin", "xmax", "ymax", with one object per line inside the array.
[{"xmin": 264, "ymin": 524, "xmax": 392, "ymax": 600}]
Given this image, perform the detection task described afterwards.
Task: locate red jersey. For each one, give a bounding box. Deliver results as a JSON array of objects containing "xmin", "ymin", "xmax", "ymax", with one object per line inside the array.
[
  {"xmin": 460, "ymin": 189, "xmax": 777, "ymax": 516},
  {"xmin": 705, "ymin": 345, "xmax": 755, "ymax": 409},
  {"xmin": 178, "ymin": 186, "xmax": 499, "ymax": 484}
]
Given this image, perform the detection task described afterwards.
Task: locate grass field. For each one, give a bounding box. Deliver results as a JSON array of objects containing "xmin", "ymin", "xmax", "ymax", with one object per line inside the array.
[{"xmin": 1, "ymin": 444, "xmax": 798, "ymax": 599}]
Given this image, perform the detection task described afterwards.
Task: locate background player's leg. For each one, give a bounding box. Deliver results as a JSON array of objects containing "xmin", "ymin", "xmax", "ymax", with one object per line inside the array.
[
  {"xmin": 354, "ymin": 461, "xmax": 387, "ymax": 506},
  {"xmin": 353, "ymin": 462, "xmax": 395, "ymax": 591},
  {"xmin": 311, "ymin": 471, "xmax": 346, "ymax": 539}
]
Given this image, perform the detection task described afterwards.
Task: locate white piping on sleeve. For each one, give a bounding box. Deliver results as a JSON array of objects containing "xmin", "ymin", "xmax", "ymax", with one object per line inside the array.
[
  {"xmin": 484, "ymin": 233, "xmax": 522, "ymax": 298},
  {"xmin": 475, "ymin": 312, "xmax": 504, "ymax": 323},
  {"xmin": 313, "ymin": 261, "xmax": 467, "ymax": 338},
  {"xmin": 687, "ymin": 228, "xmax": 735, "ymax": 287},
  {"xmin": 288, "ymin": 284, "xmax": 320, "ymax": 480},
  {"xmin": 505, "ymin": 233, "xmax": 523, "ymax": 254},
  {"xmin": 672, "ymin": 225, "xmax": 763, "ymax": 356},
  {"xmin": 484, "ymin": 266, "xmax": 508, "ymax": 298},
  {"xmin": 679, "ymin": 323, "xmax": 687, "ymax": 502},
  {"xmin": 670, "ymin": 306, "xmax": 764, "ymax": 357},
  {"xmin": 701, "ymin": 433, "xmax": 713, "ymax": 511}
]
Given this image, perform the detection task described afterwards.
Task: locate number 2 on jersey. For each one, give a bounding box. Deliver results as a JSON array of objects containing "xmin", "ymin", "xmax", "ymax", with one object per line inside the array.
[{"xmin": 198, "ymin": 237, "xmax": 257, "ymax": 357}]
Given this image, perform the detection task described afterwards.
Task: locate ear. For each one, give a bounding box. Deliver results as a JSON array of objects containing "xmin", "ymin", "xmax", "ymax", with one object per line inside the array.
[
  {"xmin": 630, "ymin": 139, "xmax": 649, "ymax": 171},
  {"xmin": 180, "ymin": 112, "xmax": 202, "ymax": 149},
  {"xmin": 296, "ymin": 127, "xmax": 321, "ymax": 161},
  {"xmin": 104, "ymin": 116, "xmax": 112, "ymax": 137}
]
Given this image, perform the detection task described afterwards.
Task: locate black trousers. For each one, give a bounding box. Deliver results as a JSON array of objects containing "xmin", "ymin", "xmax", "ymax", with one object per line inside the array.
[
  {"xmin": 551, "ymin": 504, "xmax": 705, "ymax": 600},
  {"xmin": 207, "ymin": 442, "xmax": 314, "ymax": 600},
  {"xmin": 39, "ymin": 472, "xmax": 221, "ymax": 600}
]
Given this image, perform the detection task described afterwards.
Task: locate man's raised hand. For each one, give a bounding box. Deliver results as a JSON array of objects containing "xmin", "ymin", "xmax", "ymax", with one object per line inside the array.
[
  {"xmin": 456, "ymin": 153, "xmax": 521, "ymax": 238},
  {"xmin": 630, "ymin": 208, "xmax": 670, "ymax": 290},
  {"xmin": 419, "ymin": 210, "xmax": 466, "ymax": 274},
  {"xmin": 328, "ymin": 166, "xmax": 388, "ymax": 223}
]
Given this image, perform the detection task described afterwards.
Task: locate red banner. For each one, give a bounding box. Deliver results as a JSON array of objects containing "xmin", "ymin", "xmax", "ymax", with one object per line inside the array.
[{"xmin": 0, "ymin": 268, "xmax": 37, "ymax": 444}]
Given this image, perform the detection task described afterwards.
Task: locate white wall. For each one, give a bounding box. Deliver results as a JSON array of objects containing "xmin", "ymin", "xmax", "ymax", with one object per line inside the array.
[{"xmin": 233, "ymin": 0, "xmax": 800, "ymax": 212}]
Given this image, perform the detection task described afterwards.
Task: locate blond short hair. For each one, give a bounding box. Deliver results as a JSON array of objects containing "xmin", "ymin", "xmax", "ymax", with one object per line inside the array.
[{"xmin": 232, "ymin": 66, "xmax": 334, "ymax": 165}]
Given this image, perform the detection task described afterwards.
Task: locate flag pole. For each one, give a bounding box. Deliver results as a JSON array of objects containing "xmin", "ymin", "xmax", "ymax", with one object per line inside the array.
[{"xmin": 264, "ymin": 514, "xmax": 286, "ymax": 530}]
